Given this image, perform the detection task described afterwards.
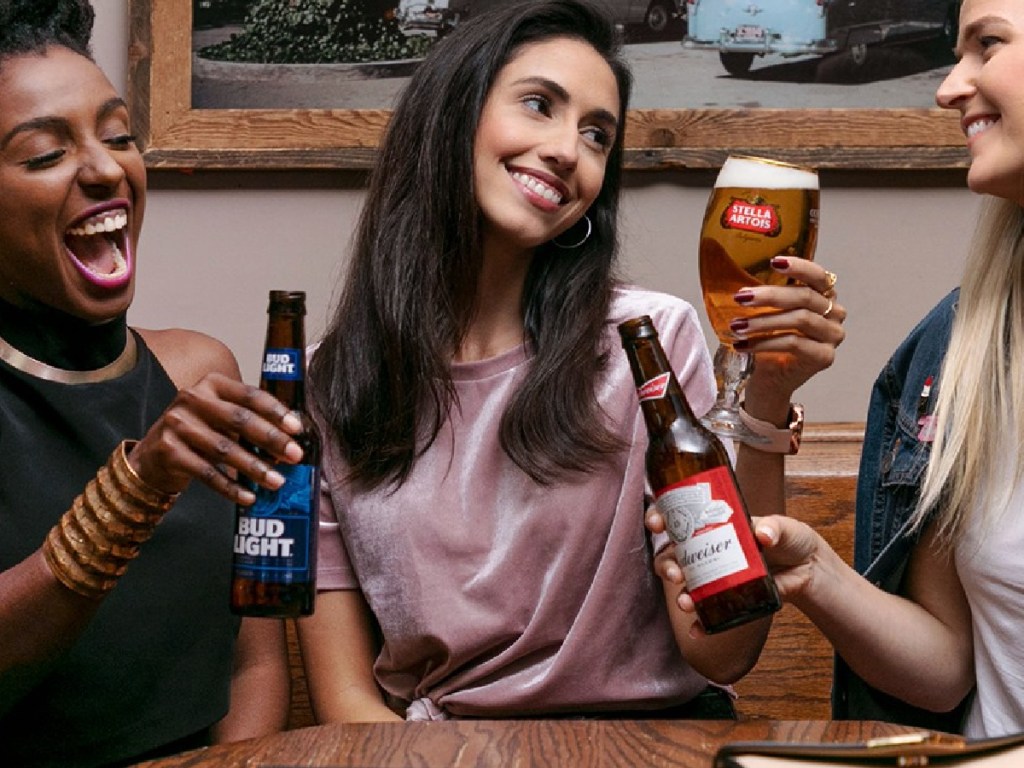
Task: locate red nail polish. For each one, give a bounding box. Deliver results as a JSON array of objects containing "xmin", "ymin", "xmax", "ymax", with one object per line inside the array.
[
  {"xmin": 734, "ymin": 290, "xmax": 754, "ymax": 305},
  {"xmin": 730, "ymin": 319, "xmax": 749, "ymax": 333},
  {"xmin": 771, "ymin": 257, "xmax": 790, "ymax": 270}
]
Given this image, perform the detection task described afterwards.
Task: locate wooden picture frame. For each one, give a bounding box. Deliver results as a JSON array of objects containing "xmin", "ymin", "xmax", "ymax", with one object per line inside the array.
[{"xmin": 128, "ymin": 0, "xmax": 969, "ymax": 171}]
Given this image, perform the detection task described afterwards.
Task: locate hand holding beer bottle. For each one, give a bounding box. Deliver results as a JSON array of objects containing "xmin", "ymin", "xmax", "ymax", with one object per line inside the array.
[
  {"xmin": 698, "ymin": 155, "xmax": 819, "ymax": 443},
  {"xmin": 231, "ymin": 290, "xmax": 321, "ymax": 618},
  {"xmin": 620, "ymin": 315, "xmax": 780, "ymax": 634}
]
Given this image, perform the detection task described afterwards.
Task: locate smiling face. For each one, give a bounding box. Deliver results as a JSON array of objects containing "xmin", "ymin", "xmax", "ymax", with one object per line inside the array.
[
  {"xmin": 472, "ymin": 36, "xmax": 620, "ymax": 254},
  {"xmin": 0, "ymin": 45, "xmax": 145, "ymax": 323},
  {"xmin": 936, "ymin": 0, "xmax": 1024, "ymax": 204}
]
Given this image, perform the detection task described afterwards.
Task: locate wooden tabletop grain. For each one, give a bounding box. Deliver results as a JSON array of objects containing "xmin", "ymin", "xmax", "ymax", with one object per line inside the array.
[{"xmin": 132, "ymin": 719, "xmax": 922, "ymax": 767}]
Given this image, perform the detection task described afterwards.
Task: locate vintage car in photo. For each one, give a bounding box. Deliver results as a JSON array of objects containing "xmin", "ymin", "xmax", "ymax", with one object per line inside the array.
[
  {"xmin": 397, "ymin": 0, "xmax": 686, "ymax": 40},
  {"xmin": 684, "ymin": 0, "xmax": 960, "ymax": 76}
]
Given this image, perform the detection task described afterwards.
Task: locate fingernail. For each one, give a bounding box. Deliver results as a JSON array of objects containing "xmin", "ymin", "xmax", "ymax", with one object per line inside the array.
[
  {"xmin": 282, "ymin": 412, "xmax": 302, "ymax": 432},
  {"xmin": 771, "ymin": 256, "xmax": 790, "ymax": 270},
  {"xmin": 733, "ymin": 339, "xmax": 750, "ymax": 351},
  {"xmin": 729, "ymin": 319, "xmax": 749, "ymax": 336},
  {"xmin": 285, "ymin": 443, "xmax": 304, "ymax": 463},
  {"xmin": 237, "ymin": 489, "xmax": 256, "ymax": 506},
  {"xmin": 757, "ymin": 525, "xmax": 776, "ymax": 545},
  {"xmin": 734, "ymin": 290, "xmax": 754, "ymax": 305},
  {"xmin": 266, "ymin": 470, "xmax": 286, "ymax": 487}
]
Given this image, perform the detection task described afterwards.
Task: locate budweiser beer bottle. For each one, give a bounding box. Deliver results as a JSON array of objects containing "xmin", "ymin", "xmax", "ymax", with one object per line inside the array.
[
  {"xmin": 231, "ymin": 291, "xmax": 321, "ymax": 617},
  {"xmin": 619, "ymin": 315, "xmax": 780, "ymax": 633}
]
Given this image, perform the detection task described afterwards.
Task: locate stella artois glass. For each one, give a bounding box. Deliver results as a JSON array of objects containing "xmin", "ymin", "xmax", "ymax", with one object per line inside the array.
[{"xmin": 698, "ymin": 155, "xmax": 819, "ymax": 442}]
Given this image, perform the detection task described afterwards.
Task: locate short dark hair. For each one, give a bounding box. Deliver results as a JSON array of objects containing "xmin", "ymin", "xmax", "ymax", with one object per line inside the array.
[
  {"xmin": 0, "ymin": 0, "xmax": 94, "ymax": 65},
  {"xmin": 311, "ymin": 0, "xmax": 634, "ymax": 489}
]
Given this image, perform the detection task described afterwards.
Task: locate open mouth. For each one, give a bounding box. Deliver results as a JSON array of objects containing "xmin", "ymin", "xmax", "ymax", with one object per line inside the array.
[{"xmin": 64, "ymin": 208, "xmax": 132, "ymax": 288}]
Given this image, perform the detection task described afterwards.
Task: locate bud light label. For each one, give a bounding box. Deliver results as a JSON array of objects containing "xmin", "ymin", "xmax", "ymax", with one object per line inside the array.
[
  {"xmin": 638, "ymin": 372, "xmax": 671, "ymax": 401},
  {"xmin": 721, "ymin": 198, "xmax": 781, "ymax": 237},
  {"xmin": 262, "ymin": 348, "xmax": 301, "ymax": 380},
  {"xmin": 233, "ymin": 462, "xmax": 319, "ymax": 581}
]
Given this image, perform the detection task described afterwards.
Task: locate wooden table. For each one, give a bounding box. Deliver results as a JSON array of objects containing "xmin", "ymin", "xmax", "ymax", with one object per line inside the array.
[{"xmin": 133, "ymin": 719, "xmax": 923, "ymax": 767}]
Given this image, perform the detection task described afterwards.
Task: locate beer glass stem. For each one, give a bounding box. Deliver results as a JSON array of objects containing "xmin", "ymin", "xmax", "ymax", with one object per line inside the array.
[{"xmin": 701, "ymin": 345, "xmax": 769, "ymax": 444}]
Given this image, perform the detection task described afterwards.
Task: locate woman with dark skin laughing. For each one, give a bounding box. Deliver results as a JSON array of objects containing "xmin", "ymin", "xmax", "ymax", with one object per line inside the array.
[{"xmin": 0, "ymin": 2, "xmax": 302, "ymax": 765}]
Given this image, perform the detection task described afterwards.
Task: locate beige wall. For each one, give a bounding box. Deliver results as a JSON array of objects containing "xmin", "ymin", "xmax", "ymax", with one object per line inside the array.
[{"xmin": 94, "ymin": 2, "xmax": 976, "ymax": 422}]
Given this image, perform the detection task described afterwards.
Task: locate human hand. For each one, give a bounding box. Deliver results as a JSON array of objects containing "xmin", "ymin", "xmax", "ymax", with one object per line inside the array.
[
  {"xmin": 751, "ymin": 514, "xmax": 824, "ymax": 602},
  {"xmin": 731, "ymin": 256, "xmax": 846, "ymax": 410},
  {"xmin": 126, "ymin": 372, "xmax": 305, "ymax": 504},
  {"xmin": 648, "ymin": 507, "xmax": 827, "ymax": 633},
  {"xmin": 645, "ymin": 505, "xmax": 700, "ymax": 613}
]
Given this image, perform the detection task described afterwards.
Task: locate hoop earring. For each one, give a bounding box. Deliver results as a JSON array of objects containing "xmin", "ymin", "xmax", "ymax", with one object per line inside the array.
[{"xmin": 552, "ymin": 215, "xmax": 592, "ymax": 249}]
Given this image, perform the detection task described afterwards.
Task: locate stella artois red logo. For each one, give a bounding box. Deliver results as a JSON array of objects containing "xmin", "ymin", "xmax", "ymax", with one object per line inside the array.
[
  {"xmin": 721, "ymin": 197, "xmax": 782, "ymax": 237},
  {"xmin": 638, "ymin": 372, "xmax": 671, "ymax": 401}
]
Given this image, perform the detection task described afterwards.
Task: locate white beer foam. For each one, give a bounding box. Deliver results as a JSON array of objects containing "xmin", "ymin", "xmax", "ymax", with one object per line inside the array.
[{"xmin": 716, "ymin": 156, "xmax": 819, "ymax": 190}]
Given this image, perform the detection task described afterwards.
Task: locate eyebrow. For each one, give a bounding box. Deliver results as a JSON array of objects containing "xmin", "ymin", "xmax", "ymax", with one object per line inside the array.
[
  {"xmin": 1, "ymin": 96, "xmax": 129, "ymax": 150},
  {"xmin": 512, "ymin": 75, "xmax": 619, "ymax": 128},
  {"xmin": 955, "ymin": 15, "xmax": 1008, "ymax": 58}
]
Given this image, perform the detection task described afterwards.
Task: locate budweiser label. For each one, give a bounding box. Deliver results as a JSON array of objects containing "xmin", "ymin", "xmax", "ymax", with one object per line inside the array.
[
  {"xmin": 721, "ymin": 198, "xmax": 782, "ymax": 237},
  {"xmin": 654, "ymin": 466, "xmax": 767, "ymax": 601},
  {"xmin": 637, "ymin": 372, "xmax": 671, "ymax": 401}
]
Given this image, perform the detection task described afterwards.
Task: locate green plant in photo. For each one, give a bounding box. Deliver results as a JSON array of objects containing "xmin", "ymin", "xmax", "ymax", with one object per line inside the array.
[{"xmin": 198, "ymin": 0, "xmax": 435, "ymax": 64}]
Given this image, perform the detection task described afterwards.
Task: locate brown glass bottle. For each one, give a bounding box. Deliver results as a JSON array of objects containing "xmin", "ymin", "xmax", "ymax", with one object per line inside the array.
[
  {"xmin": 619, "ymin": 315, "xmax": 780, "ymax": 634},
  {"xmin": 231, "ymin": 291, "xmax": 321, "ymax": 617}
]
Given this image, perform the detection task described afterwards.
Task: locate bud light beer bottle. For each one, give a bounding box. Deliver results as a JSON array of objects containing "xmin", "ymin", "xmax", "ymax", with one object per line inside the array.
[
  {"xmin": 231, "ymin": 291, "xmax": 321, "ymax": 617},
  {"xmin": 619, "ymin": 315, "xmax": 780, "ymax": 633}
]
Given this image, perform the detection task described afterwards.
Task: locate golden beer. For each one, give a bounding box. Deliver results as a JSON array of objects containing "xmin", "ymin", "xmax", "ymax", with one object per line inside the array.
[{"xmin": 699, "ymin": 157, "xmax": 819, "ymax": 346}]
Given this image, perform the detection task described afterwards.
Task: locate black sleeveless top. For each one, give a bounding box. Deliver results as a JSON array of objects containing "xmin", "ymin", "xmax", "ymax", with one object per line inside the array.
[{"xmin": 0, "ymin": 331, "xmax": 240, "ymax": 767}]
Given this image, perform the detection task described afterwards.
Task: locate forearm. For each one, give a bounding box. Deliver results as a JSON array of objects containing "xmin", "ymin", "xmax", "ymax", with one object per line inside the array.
[
  {"xmin": 1, "ymin": 441, "xmax": 177, "ymax": 676},
  {"xmin": 669, "ymin": 589, "xmax": 772, "ymax": 684},
  {"xmin": 297, "ymin": 592, "xmax": 402, "ymax": 723},
  {"xmin": 213, "ymin": 618, "xmax": 290, "ymax": 742},
  {"xmin": 0, "ymin": 551, "xmax": 98, "ymax": 697},
  {"xmin": 212, "ymin": 658, "xmax": 290, "ymax": 742},
  {"xmin": 790, "ymin": 543, "xmax": 972, "ymax": 711}
]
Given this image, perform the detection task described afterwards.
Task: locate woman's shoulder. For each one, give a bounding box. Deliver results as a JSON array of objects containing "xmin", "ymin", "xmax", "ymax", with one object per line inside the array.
[
  {"xmin": 608, "ymin": 284, "xmax": 701, "ymax": 329},
  {"xmin": 134, "ymin": 327, "xmax": 242, "ymax": 389}
]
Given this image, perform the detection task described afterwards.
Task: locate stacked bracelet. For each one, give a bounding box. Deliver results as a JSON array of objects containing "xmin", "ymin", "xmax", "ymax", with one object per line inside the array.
[{"xmin": 42, "ymin": 440, "xmax": 180, "ymax": 600}]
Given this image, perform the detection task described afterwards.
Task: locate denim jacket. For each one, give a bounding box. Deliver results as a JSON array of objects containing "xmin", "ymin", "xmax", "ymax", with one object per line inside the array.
[{"xmin": 831, "ymin": 288, "xmax": 971, "ymax": 731}]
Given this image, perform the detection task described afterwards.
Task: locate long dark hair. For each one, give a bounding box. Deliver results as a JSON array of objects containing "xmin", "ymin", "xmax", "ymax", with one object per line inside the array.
[
  {"xmin": 0, "ymin": 0, "xmax": 93, "ymax": 64},
  {"xmin": 310, "ymin": 0, "xmax": 633, "ymax": 490}
]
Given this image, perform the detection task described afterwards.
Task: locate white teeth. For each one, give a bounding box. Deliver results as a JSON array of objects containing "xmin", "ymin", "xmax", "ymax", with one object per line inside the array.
[
  {"xmin": 511, "ymin": 171, "xmax": 563, "ymax": 204},
  {"xmin": 67, "ymin": 212, "xmax": 128, "ymax": 237},
  {"xmin": 967, "ymin": 118, "xmax": 997, "ymax": 139}
]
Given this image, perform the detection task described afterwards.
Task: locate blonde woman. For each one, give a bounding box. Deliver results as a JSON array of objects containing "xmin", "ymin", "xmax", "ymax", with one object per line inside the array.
[{"xmin": 683, "ymin": 0, "xmax": 1024, "ymax": 739}]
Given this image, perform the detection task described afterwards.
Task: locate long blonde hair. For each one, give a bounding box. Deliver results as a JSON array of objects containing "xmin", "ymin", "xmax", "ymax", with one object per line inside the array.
[{"xmin": 915, "ymin": 197, "xmax": 1024, "ymax": 544}]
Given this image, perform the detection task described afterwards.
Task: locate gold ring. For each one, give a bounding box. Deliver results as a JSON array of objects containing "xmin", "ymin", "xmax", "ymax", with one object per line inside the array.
[
  {"xmin": 823, "ymin": 270, "xmax": 838, "ymax": 299},
  {"xmin": 822, "ymin": 299, "xmax": 834, "ymax": 319}
]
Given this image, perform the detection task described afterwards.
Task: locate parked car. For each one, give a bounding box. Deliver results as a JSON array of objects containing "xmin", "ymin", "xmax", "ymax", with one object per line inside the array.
[
  {"xmin": 683, "ymin": 0, "xmax": 960, "ymax": 76},
  {"xmin": 397, "ymin": 0, "xmax": 685, "ymax": 40}
]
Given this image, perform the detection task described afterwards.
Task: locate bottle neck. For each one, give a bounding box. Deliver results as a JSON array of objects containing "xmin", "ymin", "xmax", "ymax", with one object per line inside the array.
[
  {"xmin": 624, "ymin": 336, "xmax": 699, "ymax": 434},
  {"xmin": 259, "ymin": 312, "xmax": 306, "ymax": 411}
]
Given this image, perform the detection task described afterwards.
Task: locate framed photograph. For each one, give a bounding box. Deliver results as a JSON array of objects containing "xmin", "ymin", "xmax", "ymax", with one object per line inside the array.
[{"xmin": 128, "ymin": 0, "xmax": 968, "ymax": 171}]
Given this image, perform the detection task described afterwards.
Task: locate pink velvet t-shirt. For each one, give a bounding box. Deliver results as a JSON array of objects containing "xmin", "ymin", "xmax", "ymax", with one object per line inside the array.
[{"xmin": 314, "ymin": 286, "xmax": 717, "ymax": 719}]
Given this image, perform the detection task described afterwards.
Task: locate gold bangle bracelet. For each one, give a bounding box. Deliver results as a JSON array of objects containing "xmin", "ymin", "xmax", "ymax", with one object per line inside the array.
[
  {"xmin": 112, "ymin": 440, "xmax": 180, "ymax": 513},
  {"xmin": 42, "ymin": 440, "xmax": 174, "ymax": 600},
  {"xmin": 43, "ymin": 526, "xmax": 117, "ymax": 600}
]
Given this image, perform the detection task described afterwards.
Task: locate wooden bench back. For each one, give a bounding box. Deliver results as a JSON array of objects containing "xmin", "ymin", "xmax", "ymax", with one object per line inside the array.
[
  {"xmin": 733, "ymin": 422, "xmax": 863, "ymax": 719},
  {"xmin": 285, "ymin": 422, "xmax": 865, "ymax": 727}
]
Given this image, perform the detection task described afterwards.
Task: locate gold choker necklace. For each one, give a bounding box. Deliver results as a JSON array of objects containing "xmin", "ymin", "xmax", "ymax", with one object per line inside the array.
[{"xmin": 0, "ymin": 331, "xmax": 138, "ymax": 384}]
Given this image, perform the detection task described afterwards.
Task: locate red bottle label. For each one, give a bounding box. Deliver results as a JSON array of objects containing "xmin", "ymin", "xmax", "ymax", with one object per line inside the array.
[
  {"xmin": 637, "ymin": 372, "xmax": 671, "ymax": 401},
  {"xmin": 654, "ymin": 466, "xmax": 767, "ymax": 602}
]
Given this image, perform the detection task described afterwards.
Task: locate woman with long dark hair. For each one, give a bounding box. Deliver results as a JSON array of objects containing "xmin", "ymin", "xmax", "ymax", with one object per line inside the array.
[{"xmin": 300, "ymin": 0, "xmax": 845, "ymax": 721}]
